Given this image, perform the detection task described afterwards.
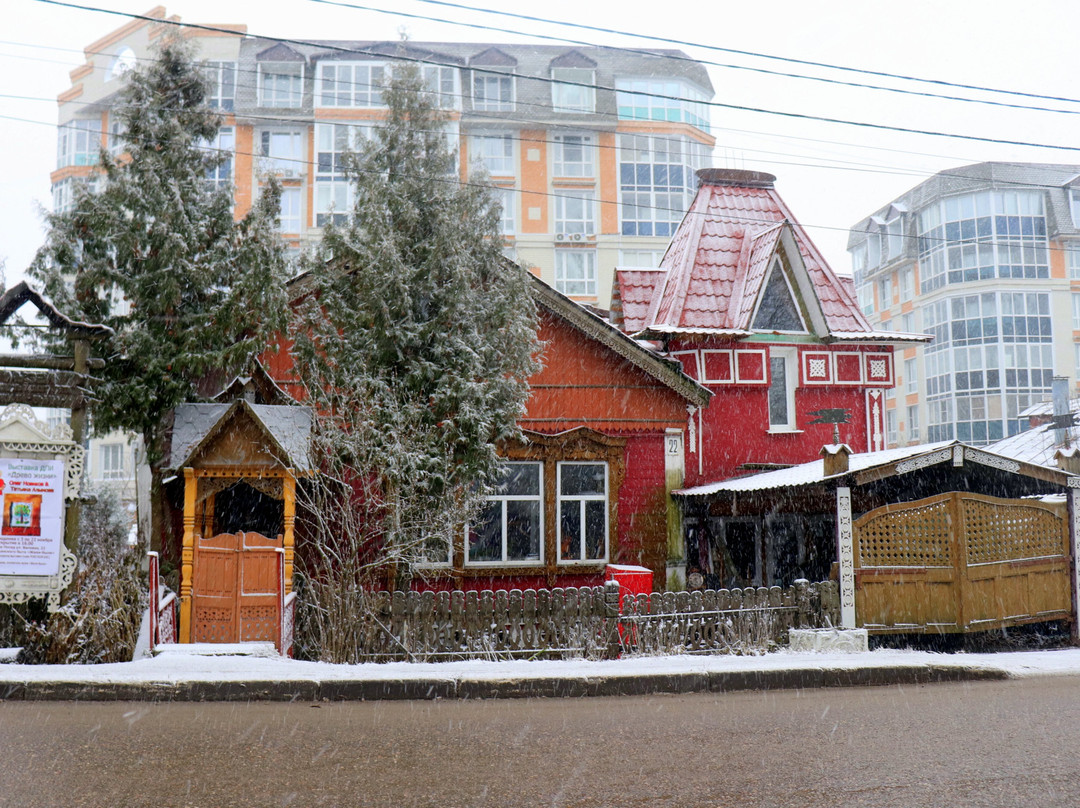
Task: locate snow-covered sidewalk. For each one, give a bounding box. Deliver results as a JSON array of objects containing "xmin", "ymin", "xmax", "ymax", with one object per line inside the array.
[{"xmin": 3, "ymin": 645, "xmax": 1080, "ymax": 701}]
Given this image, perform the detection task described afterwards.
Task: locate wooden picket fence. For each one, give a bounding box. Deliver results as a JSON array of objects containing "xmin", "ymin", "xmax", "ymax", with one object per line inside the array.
[{"xmin": 326, "ymin": 580, "xmax": 839, "ymax": 662}]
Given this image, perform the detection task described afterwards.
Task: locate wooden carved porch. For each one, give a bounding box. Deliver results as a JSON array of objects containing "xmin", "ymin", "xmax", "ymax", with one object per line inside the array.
[{"xmin": 853, "ymin": 491, "xmax": 1072, "ymax": 633}]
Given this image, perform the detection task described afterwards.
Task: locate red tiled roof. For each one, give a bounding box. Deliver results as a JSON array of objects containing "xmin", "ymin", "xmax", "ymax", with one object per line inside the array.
[
  {"xmin": 612, "ymin": 268, "xmax": 664, "ymax": 334},
  {"xmin": 636, "ymin": 170, "xmax": 873, "ymax": 336}
]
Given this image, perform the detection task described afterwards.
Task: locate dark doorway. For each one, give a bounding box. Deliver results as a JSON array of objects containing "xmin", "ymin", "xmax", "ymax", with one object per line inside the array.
[{"xmin": 214, "ymin": 482, "xmax": 283, "ymax": 537}]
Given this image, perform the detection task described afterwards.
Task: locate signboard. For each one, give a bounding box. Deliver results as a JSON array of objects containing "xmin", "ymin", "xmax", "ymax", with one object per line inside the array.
[{"xmin": 0, "ymin": 458, "xmax": 65, "ymax": 576}]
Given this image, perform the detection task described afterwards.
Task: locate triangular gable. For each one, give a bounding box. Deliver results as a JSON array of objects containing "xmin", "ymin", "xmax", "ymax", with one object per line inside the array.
[
  {"xmin": 170, "ymin": 400, "xmax": 309, "ymax": 472},
  {"xmin": 257, "ymin": 43, "xmax": 305, "ymax": 62},
  {"xmin": 549, "ymin": 50, "xmax": 598, "ymax": 69},
  {"xmin": 0, "ymin": 282, "xmax": 111, "ymax": 338},
  {"xmin": 751, "ymin": 258, "xmax": 806, "ymax": 333},
  {"xmin": 469, "ymin": 47, "xmax": 517, "ymax": 67}
]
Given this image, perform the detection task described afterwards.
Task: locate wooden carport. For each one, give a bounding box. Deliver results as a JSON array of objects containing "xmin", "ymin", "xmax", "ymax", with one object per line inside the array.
[{"xmin": 676, "ymin": 441, "xmax": 1080, "ymax": 636}]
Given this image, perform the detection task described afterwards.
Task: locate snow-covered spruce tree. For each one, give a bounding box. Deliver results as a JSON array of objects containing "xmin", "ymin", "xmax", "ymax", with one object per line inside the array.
[
  {"xmin": 29, "ymin": 36, "xmax": 289, "ymax": 461},
  {"xmin": 290, "ymin": 60, "xmax": 539, "ymax": 609}
]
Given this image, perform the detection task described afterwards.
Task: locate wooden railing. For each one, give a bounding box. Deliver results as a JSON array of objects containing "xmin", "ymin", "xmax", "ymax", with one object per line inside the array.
[
  {"xmin": 147, "ymin": 551, "xmax": 177, "ymax": 651},
  {"xmin": 297, "ymin": 580, "xmax": 839, "ymax": 662}
]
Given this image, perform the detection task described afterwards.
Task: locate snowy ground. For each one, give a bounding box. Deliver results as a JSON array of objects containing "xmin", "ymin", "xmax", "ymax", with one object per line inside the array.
[{"xmin": 3, "ymin": 643, "xmax": 1080, "ymax": 687}]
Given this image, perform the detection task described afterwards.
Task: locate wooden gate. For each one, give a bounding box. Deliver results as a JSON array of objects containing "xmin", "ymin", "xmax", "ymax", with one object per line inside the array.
[
  {"xmin": 853, "ymin": 492, "xmax": 1072, "ymax": 633},
  {"xmin": 191, "ymin": 532, "xmax": 282, "ymax": 643}
]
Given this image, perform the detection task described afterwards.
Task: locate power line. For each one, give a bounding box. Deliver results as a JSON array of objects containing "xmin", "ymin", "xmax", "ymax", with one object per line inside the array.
[{"xmin": 27, "ymin": 0, "xmax": 1080, "ymax": 155}]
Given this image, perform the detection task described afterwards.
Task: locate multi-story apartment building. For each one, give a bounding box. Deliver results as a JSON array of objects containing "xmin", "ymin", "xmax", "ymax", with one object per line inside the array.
[
  {"xmin": 849, "ymin": 162, "xmax": 1080, "ymax": 447},
  {"xmin": 53, "ymin": 7, "xmax": 716, "ymax": 310}
]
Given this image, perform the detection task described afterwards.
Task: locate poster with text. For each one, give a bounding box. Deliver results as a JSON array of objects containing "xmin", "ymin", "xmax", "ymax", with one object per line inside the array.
[{"xmin": 0, "ymin": 458, "xmax": 65, "ymax": 576}]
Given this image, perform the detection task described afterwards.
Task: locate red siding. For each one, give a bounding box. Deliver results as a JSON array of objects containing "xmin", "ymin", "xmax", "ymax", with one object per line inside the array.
[{"xmin": 616, "ymin": 433, "xmax": 669, "ymax": 590}]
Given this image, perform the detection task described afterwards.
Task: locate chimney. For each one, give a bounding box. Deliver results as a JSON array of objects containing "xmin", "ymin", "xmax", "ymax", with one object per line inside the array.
[
  {"xmin": 821, "ymin": 443, "xmax": 852, "ymax": 477},
  {"xmin": 1052, "ymin": 375, "xmax": 1070, "ymax": 447},
  {"xmin": 696, "ymin": 168, "xmax": 776, "ymax": 189}
]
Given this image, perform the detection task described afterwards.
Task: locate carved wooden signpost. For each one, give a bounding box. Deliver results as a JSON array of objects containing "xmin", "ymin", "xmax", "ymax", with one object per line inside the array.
[{"xmin": 0, "ymin": 283, "xmax": 110, "ymax": 611}]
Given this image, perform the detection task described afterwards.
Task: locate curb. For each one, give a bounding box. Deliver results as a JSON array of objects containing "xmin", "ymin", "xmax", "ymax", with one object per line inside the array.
[{"xmin": 0, "ymin": 665, "xmax": 1011, "ymax": 702}]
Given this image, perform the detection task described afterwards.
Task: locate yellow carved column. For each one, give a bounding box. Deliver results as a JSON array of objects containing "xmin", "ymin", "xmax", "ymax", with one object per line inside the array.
[
  {"xmin": 179, "ymin": 467, "xmax": 197, "ymax": 643},
  {"xmin": 283, "ymin": 470, "xmax": 296, "ymax": 594}
]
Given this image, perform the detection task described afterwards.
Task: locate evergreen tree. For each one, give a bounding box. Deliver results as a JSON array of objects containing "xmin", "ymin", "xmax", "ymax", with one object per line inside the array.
[
  {"xmin": 291, "ymin": 59, "xmax": 539, "ymax": 584},
  {"xmin": 29, "ymin": 37, "xmax": 289, "ymax": 460}
]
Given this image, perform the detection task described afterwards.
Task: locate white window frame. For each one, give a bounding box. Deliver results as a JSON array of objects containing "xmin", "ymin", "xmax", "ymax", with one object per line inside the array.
[
  {"xmin": 314, "ymin": 123, "xmax": 372, "ymax": 227},
  {"xmin": 1073, "ymin": 293, "xmax": 1080, "ymax": 331},
  {"xmin": 554, "ymin": 249, "xmax": 597, "ymax": 297},
  {"xmin": 259, "ymin": 129, "xmax": 304, "ymax": 177},
  {"xmin": 905, "ymin": 357, "xmax": 918, "ymax": 395},
  {"xmin": 553, "ymin": 134, "xmax": 595, "ymax": 178},
  {"xmin": 557, "ymin": 461, "xmax": 609, "ymax": 563},
  {"xmin": 899, "ymin": 267, "xmax": 914, "ymax": 302},
  {"xmin": 878, "ymin": 275, "xmax": 892, "ymax": 310},
  {"xmin": 473, "ymin": 69, "xmax": 514, "ymax": 111},
  {"xmin": 99, "ymin": 443, "xmax": 125, "ymax": 481},
  {"xmin": 767, "ymin": 347, "xmax": 797, "ymax": 432},
  {"xmin": 554, "ymin": 191, "xmax": 595, "ymax": 236},
  {"xmin": 470, "ymin": 133, "xmax": 514, "ymax": 176},
  {"xmin": 422, "ymin": 65, "xmax": 460, "ymax": 110},
  {"xmin": 317, "ymin": 61, "xmax": 386, "ymax": 108},
  {"xmin": 619, "ymin": 249, "xmax": 665, "ymax": 268},
  {"xmin": 465, "ymin": 461, "xmax": 544, "ymax": 566},
  {"xmin": 278, "ymin": 187, "xmax": 302, "ymax": 234},
  {"xmin": 907, "ymin": 404, "xmax": 920, "ymax": 443},
  {"xmin": 551, "ymin": 68, "xmax": 595, "ymax": 113},
  {"xmin": 886, "ymin": 409, "xmax": 898, "ymax": 447},
  {"xmin": 203, "ymin": 60, "xmax": 237, "ymax": 111},
  {"xmin": 1071, "ymin": 189, "xmax": 1080, "ymax": 228},
  {"xmin": 886, "ymin": 215, "xmax": 903, "ymax": 260},
  {"xmin": 202, "ymin": 126, "xmax": 234, "ymax": 194},
  {"xmin": 259, "ymin": 62, "xmax": 304, "ymax": 108},
  {"xmin": 496, "ymin": 187, "xmax": 515, "ymax": 236},
  {"xmin": 57, "ymin": 118, "xmax": 100, "ymax": 168}
]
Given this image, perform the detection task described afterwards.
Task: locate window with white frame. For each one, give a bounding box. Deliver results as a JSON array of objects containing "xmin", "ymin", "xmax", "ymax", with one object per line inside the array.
[
  {"xmin": 905, "ymin": 357, "xmax": 918, "ymax": 394},
  {"xmin": 1071, "ymin": 189, "xmax": 1080, "ymax": 228},
  {"xmin": 260, "ymin": 130, "xmax": 304, "ymax": 177},
  {"xmin": 768, "ymin": 348, "xmax": 797, "ymax": 431},
  {"xmin": 107, "ymin": 118, "xmax": 126, "ymax": 159},
  {"xmin": 473, "ymin": 69, "xmax": 514, "ymax": 111},
  {"xmin": 317, "ymin": 61, "xmax": 385, "ymax": 107},
  {"xmin": 314, "ymin": 123, "xmax": 372, "ymax": 226},
  {"xmin": 907, "ymin": 405, "xmax": 919, "ymax": 442},
  {"xmin": 619, "ymin": 133, "xmax": 708, "ymax": 237},
  {"xmin": 57, "ymin": 119, "xmax": 100, "ymax": 168},
  {"xmin": 857, "ymin": 283, "xmax": 874, "ymax": 315},
  {"xmin": 555, "ymin": 250, "xmax": 597, "ymax": 297},
  {"xmin": 553, "ymin": 134, "xmax": 594, "ymax": 177},
  {"xmin": 867, "ymin": 232, "xmax": 882, "ymax": 267},
  {"xmin": 901, "ymin": 311, "xmax": 916, "ymax": 333},
  {"xmin": 279, "ymin": 187, "xmax": 301, "ymax": 233},
  {"xmin": 899, "ymin": 267, "xmax": 914, "ymax": 302},
  {"xmin": 203, "ymin": 61, "xmax": 236, "ymax": 111},
  {"xmin": 99, "ymin": 443, "xmax": 125, "ymax": 480},
  {"xmin": 877, "ymin": 275, "xmax": 892, "ymax": 310},
  {"xmin": 1068, "ymin": 244, "xmax": 1080, "ymax": 278},
  {"xmin": 886, "ymin": 215, "xmax": 903, "ymax": 260},
  {"xmin": 203, "ymin": 127, "xmax": 234, "ymax": 194},
  {"xmin": 886, "ymin": 409, "xmax": 898, "ymax": 446},
  {"xmin": 467, "ymin": 462, "xmax": 543, "ymax": 564},
  {"xmin": 551, "ymin": 68, "xmax": 594, "ymax": 113},
  {"xmin": 1075, "ymin": 343, "xmax": 1080, "ymax": 380},
  {"xmin": 496, "ymin": 187, "xmax": 515, "ymax": 235},
  {"xmin": 1074, "ymin": 293, "xmax": 1080, "ymax": 330},
  {"xmin": 558, "ymin": 462, "xmax": 608, "ymax": 562},
  {"xmin": 259, "ymin": 62, "xmax": 303, "ymax": 108},
  {"xmin": 616, "ymin": 78, "xmax": 710, "ymax": 131},
  {"xmin": 619, "ymin": 249, "xmax": 665, "ymax": 267},
  {"xmin": 422, "ymin": 65, "xmax": 460, "ymax": 109},
  {"xmin": 555, "ymin": 191, "xmax": 595, "ymax": 235},
  {"xmin": 470, "ymin": 133, "xmax": 513, "ymax": 175}
]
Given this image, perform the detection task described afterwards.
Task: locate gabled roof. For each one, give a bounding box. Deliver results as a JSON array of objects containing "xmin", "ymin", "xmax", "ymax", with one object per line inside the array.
[
  {"xmin": 628, "ymin": 169, "xmax": 912, "ymax": 343},
  {"xmin": 611, "ymin": 268, "xmax": 665, "ymax": 334},
  {"xmin": 549, "ymin": 50, "xmax": 598, "ymax": 68},
  {"xmin": 526, "ymin": 270, "xmax": 710, "ymax": 408},
  {"xmin": 167, "ymin": 400, "xmax": 312, "ymax": 472},
  {"xmin": 0, "ymin": 281, "xmax": 112, "ymax": 339},
  {"xmin": 469, "ymin": 47, "xmax": 517, "ymax": 66}
]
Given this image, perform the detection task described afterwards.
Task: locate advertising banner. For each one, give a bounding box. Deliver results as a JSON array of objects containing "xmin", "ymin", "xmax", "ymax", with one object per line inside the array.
[{"xmin": 0, "ymin": 458, "xmax": 65, "ymax": 576}]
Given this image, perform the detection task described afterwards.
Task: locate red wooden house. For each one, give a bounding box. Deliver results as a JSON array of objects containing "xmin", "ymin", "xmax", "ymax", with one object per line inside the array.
[
  {"xmin": 612, "ymin": 169, "xmax": 927, "ymax": 487},
  {"xmin": 261, "ymin": 269, "xmax": 710, "ymax": 593}
]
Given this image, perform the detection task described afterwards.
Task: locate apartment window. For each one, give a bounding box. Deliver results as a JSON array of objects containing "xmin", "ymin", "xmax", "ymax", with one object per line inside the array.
[
  {"xmin": 554, "ymin": 191, "xmax": 595, "ymax": 236},
  {"xmin": 260, "ymin": 130, "xmax": 304, "ymax": 177},
  {"xmin": 619, "ymin": 249, "xmax": 664, "ymax": 267},
  {"xmin": 471, "ymin": 133, "xmax": 514, "ymax": 175},
  {"xmin": 877, "ymin": 275, "xmax": 891, "ymax": 310},
  {"xmin": 901, "ymin": 311, "xmax": 916, "ymax": 333},
  {"xmin": 619, "ymin": 134, "xmax": 708, "ymax": 237},
  {"xmin": 203, "ymin": 127, "xmax": 234, "ymax": 194},
  {"xmin": 318, "ymin": 62, "xmax": 385, "ymax": 107},
  {"xmin": 917, "ymin": 190, "xmax": 1048, "ymax": 292},
  {"xmin": 850, "ymin": 243, "xmax": 867, "ymax": 277},
  {"xmin": 1071, "ymin": 189, "xmax": 1080, "ymax": 228},
  {"xmin": 107, "ymin": 118, "xmax": 126, "ymax": 159},
  {"xmin": 905, "ymin": 357, "xmax": 918, "ymax": 394},
  {"xmin": 555, "ymin": 250, "xmax": 597, "ymax": 297},
  {"xmin": 473, "ymin": 70, "xmax": 514, "ymax": 111},
  {"xmin": 99, "ymin": 443, "xmax": 125, "ymax": 481},
  {"xmin": 899, "ymin": 267, "xmax": 914, "ymax": 302},
  {"xmin": 767, "ymin": 348, "xmax": 797, "ymax": 431},
  {"xmin": 1075, "ymin": 344, "xmax": 1080, "ymax": 380},
  {"xmin": 422, "ymin": 65, "xmax": 460, "ymax": 109},
  {"xmin": 616, "ymin": 78, "xmax": 710, "ymax": 131},
  {"xmin": 907, "ymin": 405, "xmax": 920, "ymax": 442},
  {"xmin": 279, "ymin": 187, "xmax": 301, "ymax": 233},
  {"xmin": 553, "ymin": 134, "xmax": 594, "ymax": 177},
  {"xmin": 867, "ymin": 232, "xmax": 882, "ymax": 267},
  {"xmin": 1073, "ymin": 293, "xmax": 1080, "ymax": 330},
  {"xmin": 57, "ymin": 119, "xmax": 100, "ymax": 168},
  {"xmin": 1067, "ymin": 244, "xmax": 1080, "ymax": 279},
  {"xmin": 203, "ymin": 61, "xmax": 236, "ymax": 111},
  {"xmin": 886, "ymin": 409, "xmax": 898, "ymax": 447},
  {"xmin": 558, "ymin": 462, "xmax": 608, "ymax": 562},
  {"xmin": 259, "ymin": 62, "xmax": 303, "ymax": 108},
  {"xmin": 886, "ymin": 216, "xmax": 903, "ymax": 260},
  {"xmin": 314, "ymin": 123, "xmax": 372, "ymax": 226},
  {"xmin": 496, "ymin": 187, "xmax": 515, "ymax": 235},
  {"xmin": 857, "ymin": 284, "xmax": 874, "ymax": 316},
  {"xmin": 467, "ymin": 462, "xmax": 543, "ymax": 564},
  {"xmin": 551, "ymin": 68, "xmax": 594, "ymax": 113}
]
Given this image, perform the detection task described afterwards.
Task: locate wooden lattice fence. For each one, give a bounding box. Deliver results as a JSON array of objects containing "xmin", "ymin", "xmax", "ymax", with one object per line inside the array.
[{"xmin": 316, "ymin": 580, "xmax": 839, "ymax": 661}]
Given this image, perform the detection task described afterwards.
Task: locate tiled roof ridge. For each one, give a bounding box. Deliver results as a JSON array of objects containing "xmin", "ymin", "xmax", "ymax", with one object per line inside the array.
[
  {"xmin": 726, "ymin": 213, "xmax": 758, "ymax": 329},
  {"xmin": 644, "ymin": 193, "xmax": 708, "ymax": 331}
]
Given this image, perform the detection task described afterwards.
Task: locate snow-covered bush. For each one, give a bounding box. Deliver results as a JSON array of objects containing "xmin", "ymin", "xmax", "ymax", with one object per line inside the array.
[{"xmin": 17, "ymin": 490, "xmax": 145, "ymax": 664}]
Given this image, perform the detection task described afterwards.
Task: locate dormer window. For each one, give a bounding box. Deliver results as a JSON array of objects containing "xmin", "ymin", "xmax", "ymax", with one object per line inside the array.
[
  {"xmin": 551, "ymin": 68, "xmax": 594, "ymax": 113},
  {"xmin": 259, "ymin": 62, "xmax": 303, "ymax": 108},
  {"xmin": 753, "ymin": 259, "xmax": 806, "ymax": 333},
  {"xmin": 473, "ymin": 69, "xmax": 514, "ymax": 111}
]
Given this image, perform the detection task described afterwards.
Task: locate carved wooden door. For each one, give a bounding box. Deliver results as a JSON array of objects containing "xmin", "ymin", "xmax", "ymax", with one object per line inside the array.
[{"xmin": 192, "ymin": 532, "xmax": 282, "ymax": 643}]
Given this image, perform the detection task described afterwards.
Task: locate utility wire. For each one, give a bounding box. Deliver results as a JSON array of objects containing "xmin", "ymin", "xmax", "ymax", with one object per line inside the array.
[{"xmin": 26, "ymin": 0, "xmax": 1080, "ymax": 155}]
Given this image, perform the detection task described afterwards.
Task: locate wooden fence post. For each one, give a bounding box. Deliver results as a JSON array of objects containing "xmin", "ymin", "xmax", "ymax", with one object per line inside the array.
[
  {"xmin": 836, "ymin": 486, "xmax": 856, "ymax": 629},
  {"xmin": 603, "ymin": 580, "xmax": 621, "ymax": 659}
]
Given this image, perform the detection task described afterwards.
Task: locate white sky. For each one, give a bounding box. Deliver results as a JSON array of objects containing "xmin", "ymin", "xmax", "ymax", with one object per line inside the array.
[{"xmin": 3, "ymin": 0, "xmax": 1080, "ymax": 285}]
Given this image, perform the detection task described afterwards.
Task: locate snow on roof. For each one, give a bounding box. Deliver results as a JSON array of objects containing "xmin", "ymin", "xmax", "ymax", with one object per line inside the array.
[
  {"xmin": 987, "ymin": 424, "xmax": 1080, "ymax": 468},
  {"xmin": 168, "ymin": 401, "xmax": 313, "ymax": 472},
  {"xmin": 1018, "ymin": 397, "xmax": 1080, "ymax": 418},
  {"xmin": 676, "ymin": 440, "xmax": 959, "ymax": 496}
]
